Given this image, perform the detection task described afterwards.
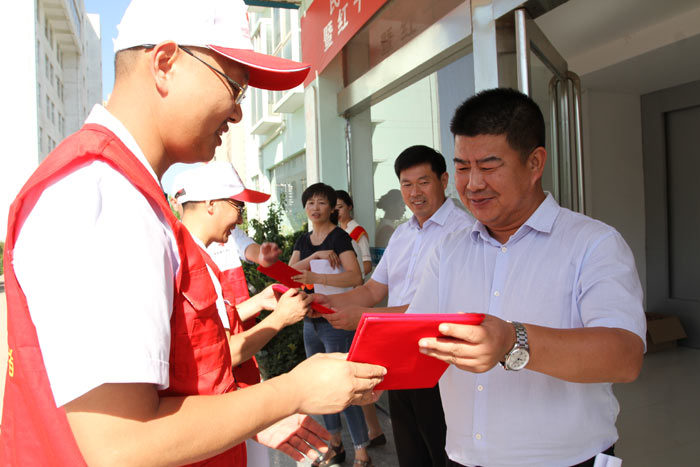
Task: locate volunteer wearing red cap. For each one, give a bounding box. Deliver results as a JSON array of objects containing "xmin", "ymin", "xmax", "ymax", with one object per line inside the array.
[{"xmin": 1, "ymin": 0, "xmax": 385, "ymax": 466}]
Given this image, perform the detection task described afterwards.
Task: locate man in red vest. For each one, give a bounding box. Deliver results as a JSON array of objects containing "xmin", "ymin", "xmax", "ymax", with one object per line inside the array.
[
  {"xmin": 1, "ymin": 0, "xmax": 386, "ymax": 466},
  {"xmin": 178, "ymin": 161, "xmax": 314, "ymax": 467}
]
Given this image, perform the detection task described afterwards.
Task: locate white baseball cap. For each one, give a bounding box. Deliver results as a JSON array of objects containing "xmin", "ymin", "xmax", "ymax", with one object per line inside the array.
[
  {"xmin": 176, "ymin": 162, "xmax": 270, "ymax": 204},
  {"xmin": 114, "ymin": 0, "xmax": 310, "ymax": 91}
]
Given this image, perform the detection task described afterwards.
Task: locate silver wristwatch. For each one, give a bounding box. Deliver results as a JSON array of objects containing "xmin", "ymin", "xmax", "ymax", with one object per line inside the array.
[{"xmin": 500, "ymin": 321, "xmax": 530, "ymax": 371}]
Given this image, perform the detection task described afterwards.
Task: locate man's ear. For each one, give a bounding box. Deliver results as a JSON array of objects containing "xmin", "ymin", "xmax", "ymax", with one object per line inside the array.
[
  {"xmin": 528, "ymin": 146, "xmax": 547, "ymax": 184},
  {"xmin": 440, "ymin": 171, "xmax": 449, "ymax": 190},
  {"xmin": 205, "ymin": 200, "xmax": 216, "ymax": 215},
  {"xmin": 149, "ymin": 41, "xmax": 179, "ymax": 96}
]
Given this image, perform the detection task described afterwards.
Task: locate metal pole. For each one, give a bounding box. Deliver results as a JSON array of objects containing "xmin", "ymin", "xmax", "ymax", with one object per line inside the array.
[
  {"xmin": 549, "ymin": 76, "xmax": 561, "ymax": 203},
  {"xmin": 568, "ymin": 71, "xmax": 585, "ymax": 214},
  {"xmin": 515, "ymin": 9, "xmax": 531, "ymax": 95}
]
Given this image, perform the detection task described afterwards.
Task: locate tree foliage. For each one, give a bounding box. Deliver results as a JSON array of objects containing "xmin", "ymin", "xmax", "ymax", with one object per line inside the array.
[{"xmin": 242, "ymin": 199, "xmax": 308, "ymax": 379}]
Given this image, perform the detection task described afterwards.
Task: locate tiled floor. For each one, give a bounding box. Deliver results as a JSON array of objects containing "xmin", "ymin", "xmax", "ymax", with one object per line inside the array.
[
  {"xmin": 272, "ymin": 346, "xmax": 700, "ymax": 467},
  {"xmin": 614, "ymin": 346, "xmax": 700, "ymax": 466}
]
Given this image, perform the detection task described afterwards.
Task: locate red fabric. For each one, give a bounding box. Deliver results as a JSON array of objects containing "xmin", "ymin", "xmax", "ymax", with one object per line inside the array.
[
  {"xmin": 1, "ymin": 124, "xmax": 245, "ymax": 466},
  {"xmin": 200, "ymin": 254, "xmax": 261, "ymax": 388},
  {"xmin": 349, "ymin": 225, "xmax": 368, "ymax": 243}
]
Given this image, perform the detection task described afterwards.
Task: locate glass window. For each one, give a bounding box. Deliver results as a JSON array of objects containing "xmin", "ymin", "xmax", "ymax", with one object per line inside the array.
[
  {"xmin": 370, "ymin": 74, "xmax": 441, "ymax": 248},
  {"xmin": 270, "ymin": 153, "xmax": 307, "ymax": 232}
]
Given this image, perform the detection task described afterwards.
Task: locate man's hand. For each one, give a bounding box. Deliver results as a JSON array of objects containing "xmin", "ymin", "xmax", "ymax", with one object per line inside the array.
[
  {"xmin": 255, "ymin": 414, "xmax": 330, "ymax": 462},
  {"xmin": 286, "ymin": 353, "xmax": 386, "ymax": 414},
  {"xmin": 273, "ymin": 288, "xmax": 313, "ymax": 328},
  {"xmin": 257, "ymin": 242, "xmax": 282, "ymax": 267},
  {"xmin": 312, "ymin": 250, "xmax": 340, "ymax": 269},
  {"xmin": 418, "ymin": 314, "xmax": 514, "ymax": 373},
  {"xmin": 323, "ymin": 306, "xmax": 366, "ymax": 331},
  {"xmin": 255, "ymin": 284, "xmax": 279, "ymax": 311}
]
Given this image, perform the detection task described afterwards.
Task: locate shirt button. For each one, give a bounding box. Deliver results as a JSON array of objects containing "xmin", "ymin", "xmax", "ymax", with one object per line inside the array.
[
  {"xmin": 494, "ymin": 291, "xmax": 500, "ymax": 297},
  {"xmin": 501, "ymin": 246, "xmax": 507, "ymax": 253},
  {"xmin": 477, "ymin": 385, "xmax": 484, "ymax": 391},
  {"xmin": 475, "ymin": 433, "xmax": 482, "ymax": 440}
]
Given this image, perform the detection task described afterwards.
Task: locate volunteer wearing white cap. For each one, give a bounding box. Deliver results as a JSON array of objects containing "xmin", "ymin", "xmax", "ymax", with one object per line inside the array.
[
  {"xmin": 1, "ymin": 1, "xmax": 385, "ymax": 466},
  {"xmin": 178, "ymin": 162, "xmax": 308, "ymax": 365}
]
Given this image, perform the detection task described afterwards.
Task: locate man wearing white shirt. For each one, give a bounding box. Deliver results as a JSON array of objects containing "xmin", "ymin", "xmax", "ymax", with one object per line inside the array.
[
  {"xmin": 413, "ymin": 88, "xmax": 646, "ymax": 467},
  {"xmin": 315, "ymin": 146, "xmax": 475, "ymax": 467}
]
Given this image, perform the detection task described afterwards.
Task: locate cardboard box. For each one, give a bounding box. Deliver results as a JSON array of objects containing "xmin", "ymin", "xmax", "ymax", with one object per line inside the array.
[{"xmin": 645, "ymin": 312, "xmax": 687, "ymax": 353}]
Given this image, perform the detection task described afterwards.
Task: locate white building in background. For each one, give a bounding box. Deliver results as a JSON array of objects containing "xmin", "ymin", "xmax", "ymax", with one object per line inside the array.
[
  {"xmin": 0, "ymin": 0, "xmax": 101, "ymax": 240},
  {"xmin": 241, "ymin": 5, "xmax": 308, "ymax": 233}
]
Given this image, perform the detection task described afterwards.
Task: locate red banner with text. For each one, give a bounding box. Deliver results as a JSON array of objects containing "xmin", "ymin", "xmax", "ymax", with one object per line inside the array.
[{"xmin": 301, "ymin": 0, "xmax": 389, "ymax": 87}]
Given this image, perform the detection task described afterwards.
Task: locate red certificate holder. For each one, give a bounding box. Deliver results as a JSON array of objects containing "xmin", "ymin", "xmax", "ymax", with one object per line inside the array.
[{"xmin": 347, "ymin": 313, "xmax": 485, "ymax": 390}]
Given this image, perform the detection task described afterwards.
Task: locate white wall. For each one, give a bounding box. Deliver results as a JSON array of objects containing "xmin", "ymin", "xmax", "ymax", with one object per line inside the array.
[{"xmin": 583, "ymin": 90, "xmax": 647, "ymax": 294}]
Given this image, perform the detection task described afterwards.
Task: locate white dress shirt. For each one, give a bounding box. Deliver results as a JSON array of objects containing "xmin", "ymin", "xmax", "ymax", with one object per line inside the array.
[
  {"xmin": 207, "ymin": 227, "xmax": 255, "ymax": 271},
  {"xmin": 408, "ymin": 194, "xmax": 646, "ymax": 467},
  {"xmin": 372, "ymin": 198, "xmax": 474, "ymax": 306},
  {"xmin": 13, "ymin": 105, "xmax": 179, "ymax": 407}
]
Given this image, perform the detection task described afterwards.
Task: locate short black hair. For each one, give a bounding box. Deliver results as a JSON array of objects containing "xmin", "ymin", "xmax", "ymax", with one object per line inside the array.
[
  {"xmin": 393, "ymin": 145, "xmax": 446, "ymax": 179},
  {"xmin": 335, "ymin": 190, "xmax": 353, "ymax": 209},
  {"xmin": 450, "ymin": 88, "xmax": 545, "ymax": 160},
  {"xmin": 302, "ymin": 183, "xmax": 337, "ymax": 208}
]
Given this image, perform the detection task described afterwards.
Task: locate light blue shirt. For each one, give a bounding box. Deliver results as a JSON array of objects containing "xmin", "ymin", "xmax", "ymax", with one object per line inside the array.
[
  {"xmin": 372, "ymin": 198, "xmax": 474, "ymax": 306},
  {"xmin": 408, "ymin": 193, "xmax": 646, "ymax": 467}
]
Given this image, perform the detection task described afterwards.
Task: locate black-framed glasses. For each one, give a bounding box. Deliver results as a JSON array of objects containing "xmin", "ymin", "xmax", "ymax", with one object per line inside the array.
[
  {"xmin": 222, "ymin": 199, "xmax": 245, "ymax": 216},
  {"xmin": 142, "ymin": 44, "xmax": 247, "ymax": 104},
  {"xmin": 178, "ymin": 46, "xmax": 248, "ymax": 105}
]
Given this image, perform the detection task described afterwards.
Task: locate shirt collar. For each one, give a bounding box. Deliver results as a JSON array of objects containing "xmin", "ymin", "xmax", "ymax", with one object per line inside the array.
[
  {"xmin": 470, "ymin": 192, "xmax": 560, "ymax": 244},
  {"xmin": 408, "ymin": 197, "xmax": 455, "ymax": 230},
  {"xmin": 84, "ymin": 104, "xmax": 161, "ymax": 187}
]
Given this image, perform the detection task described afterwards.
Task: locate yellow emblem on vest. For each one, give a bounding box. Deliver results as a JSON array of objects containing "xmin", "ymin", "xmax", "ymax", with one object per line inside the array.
[{"xmin": 7, "ymin": 348, "xmax": 13, "ymax": 378}]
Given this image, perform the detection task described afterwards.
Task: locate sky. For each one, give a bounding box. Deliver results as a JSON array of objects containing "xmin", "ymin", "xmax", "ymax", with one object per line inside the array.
[{"xmin": 85, "ymin": 0, "xmax": 131, "ymax": 102}]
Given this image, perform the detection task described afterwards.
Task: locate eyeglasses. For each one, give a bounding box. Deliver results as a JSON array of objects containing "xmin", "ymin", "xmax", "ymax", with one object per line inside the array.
[
  {"xmin": 222, "ymin": 199, "xmax": 245, "ymax": 216},
  {"xmin": 142, "ymin": 44, "xmax": 248, "ymax": 104},
  {"xmin": 178, "ymin": 46, "xmax": 248, "ymax": 105}
]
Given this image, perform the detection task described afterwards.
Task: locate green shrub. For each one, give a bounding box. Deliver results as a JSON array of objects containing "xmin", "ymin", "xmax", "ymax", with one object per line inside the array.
[
  {"xmin": 0, "ymin": 241, "xmax": 4, "ymax": 276},
  {"xmin": 242, "ymin": 200, "xmax": 308, "ymax": 379}
]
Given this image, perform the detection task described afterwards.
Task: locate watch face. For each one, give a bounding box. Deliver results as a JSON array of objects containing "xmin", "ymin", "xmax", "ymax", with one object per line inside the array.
[{"xmin": 507, "ymin": 348, "xmax": 530, "ymax": 370}]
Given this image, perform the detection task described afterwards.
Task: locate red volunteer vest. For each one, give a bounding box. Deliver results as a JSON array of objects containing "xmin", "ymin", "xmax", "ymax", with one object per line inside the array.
[
  {"xmin": 199, "ymin": 251, "xmax": 261, "ymax": 388},
  {"xmin": 349, "ymin": 225, "xmax": 368, "ymax": 242},
  {"xmin": 1, "ymin": 124, "xmax": 245, "ymax": 466}
]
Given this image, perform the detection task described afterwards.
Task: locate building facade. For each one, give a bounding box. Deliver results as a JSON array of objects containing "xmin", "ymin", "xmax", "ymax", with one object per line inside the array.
[{"xmin": 0, "ymin": 0, "xmax": 101, "ymax": 240}]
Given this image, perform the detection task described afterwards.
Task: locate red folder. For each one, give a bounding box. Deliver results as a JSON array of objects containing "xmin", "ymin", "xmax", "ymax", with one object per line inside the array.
[
  {"xmin": 347, "ymin": 313, "xmax": 485, "ymax": 390},
  {"xmin": 270, "ymin": 284, "xmax": 336, "ymax": 315},
  {"xmin": 257, "ymin": 261, "xmax": 305, "ymax": 288}
]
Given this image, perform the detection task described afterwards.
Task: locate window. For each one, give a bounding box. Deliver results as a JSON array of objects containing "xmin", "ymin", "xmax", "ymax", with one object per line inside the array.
[
  {"xmin": 51, "ymin": 101, "xmax": 55, "ymax": 124},
  {"xmin": 269, "ymin": 154, "xmax": 307, "ymax": 231},
  {"xmin": 37, "ymin": 83, "xmax": 41, "ymax": 106},
  {"xmin": 44, "ymin": 14, "xmax": 49, "ymax": 39},
  {"xmin": 39, "ymin": 127, "xmax": 43, "ymax": 152},
  {"xmin": 50, "ymin": 63, "xmax": 54, "ymax": 84},
  {"xmin": 45, "ymin": 55, "xmax": 49, "ymax": 78},
  {"xmin": 46, "ymin": 96, "xmax": 50, "ymax": 119}
]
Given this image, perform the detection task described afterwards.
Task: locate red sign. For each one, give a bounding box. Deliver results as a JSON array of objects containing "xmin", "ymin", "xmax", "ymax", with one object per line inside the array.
[{"xmin": 301, "ymin": 0, "xmax": 389, "ymax": 87}]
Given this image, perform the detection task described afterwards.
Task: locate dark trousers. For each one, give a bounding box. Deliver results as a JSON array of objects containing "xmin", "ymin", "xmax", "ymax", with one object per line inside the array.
[
  {"xmin": 389, "ymin": 384, "xmax": 447, "ymax": 467},
  {"xmin": 445, "ymin": 445, "xmax": 615, "ymax": 467}
]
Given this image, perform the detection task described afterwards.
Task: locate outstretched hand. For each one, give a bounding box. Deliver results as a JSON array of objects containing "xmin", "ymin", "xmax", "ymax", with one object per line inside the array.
[
  {"xmin": 322, "ymin": 306, "xmax": 364, "ymax": 331},
  {"xmin": 258, "ymin": 242, "xmax": 282, "ymax": 268},
  {"xmin": 288, "ymin": 353, "xmax": 385, "ymax": 414},
  {"xmin": 255, "ymin": 413, "xmax": 330, "ymax": 462}
]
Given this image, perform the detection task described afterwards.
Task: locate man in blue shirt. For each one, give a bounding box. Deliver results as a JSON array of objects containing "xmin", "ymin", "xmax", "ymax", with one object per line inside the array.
[{"xmin": 411, "ymin": 88, "xmax": 646, "ymax": 467}]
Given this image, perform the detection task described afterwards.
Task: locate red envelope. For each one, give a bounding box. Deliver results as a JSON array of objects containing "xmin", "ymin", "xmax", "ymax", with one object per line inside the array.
[
  {"xmin": 347, "ymin": 313, "xmax": 485, "ymax": 390},
  {"xmin": 270, "ymin": 284, "xmax": 336, "ymax": 315},
  {"xmin": 257, "ymin": 261, "xmax": 305, "ymax": 288}
]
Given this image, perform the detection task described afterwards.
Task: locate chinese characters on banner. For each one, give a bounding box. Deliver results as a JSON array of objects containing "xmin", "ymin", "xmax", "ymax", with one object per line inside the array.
[{"xmin": 301, "ymin": 0, "xmax": 389, "ymax": 87}]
